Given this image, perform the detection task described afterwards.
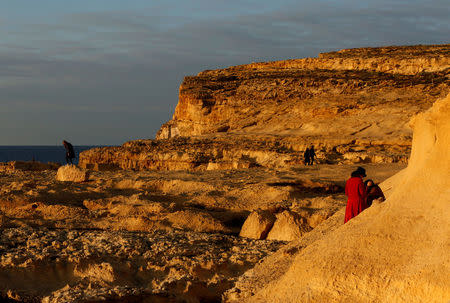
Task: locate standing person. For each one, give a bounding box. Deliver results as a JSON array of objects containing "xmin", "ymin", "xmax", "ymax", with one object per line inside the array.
[
  {"xmin": 365, "ymin": 179, "xmax": 385, "ymax": 207},
  {"xmin": 63, "ymin": 140, "xmax": 75, "ymax": 165},
  {"xmin": 309, "ymin": 145, "xmax": 316, "ymax": 165},
  {"xmin": 303, "ymin": 147, "xmax": 310, "ymax": 165},
  {"xmin": 344, "ymin": 166, "xmax": 367, "ymax": 223}
]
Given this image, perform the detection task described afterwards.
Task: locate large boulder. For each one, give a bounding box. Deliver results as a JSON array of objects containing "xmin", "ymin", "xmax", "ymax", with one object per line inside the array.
[
  {"xmin": 239, "ymin": 209, "xmax": 276, "ymax": 239},
  {"xmin": 56, "ymin": 165, "xmax": 90, "ymax": 182},
  {"xmin": 266, "ymin": 210, "xmax": 311, "ymax": 241}
]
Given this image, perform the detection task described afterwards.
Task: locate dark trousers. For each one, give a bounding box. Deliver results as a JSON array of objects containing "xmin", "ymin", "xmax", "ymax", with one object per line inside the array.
[{"xmin": 66, "ymin": 154, "xmax": 74, "ymax": 164}]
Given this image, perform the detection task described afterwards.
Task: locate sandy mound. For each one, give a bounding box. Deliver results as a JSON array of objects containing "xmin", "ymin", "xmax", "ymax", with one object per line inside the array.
[{"xmin": 241, "ymin": 94, "xmax": 450, "ymax": 302}]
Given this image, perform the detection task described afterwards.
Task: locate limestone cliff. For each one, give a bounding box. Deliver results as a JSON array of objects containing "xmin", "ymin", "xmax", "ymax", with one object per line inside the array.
[
  {"xmin": 80, "ymin": 44, "xmax": 449, "ymax": 170},
  {"xmin": 158, "ymin": 44, "xmax": 449, "ymax": 139}
]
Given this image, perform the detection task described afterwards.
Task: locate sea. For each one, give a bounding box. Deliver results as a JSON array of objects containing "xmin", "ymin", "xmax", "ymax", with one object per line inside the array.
[{"xmin": 0, "ymin": 146, "xmax": 103, "ymax": 165}]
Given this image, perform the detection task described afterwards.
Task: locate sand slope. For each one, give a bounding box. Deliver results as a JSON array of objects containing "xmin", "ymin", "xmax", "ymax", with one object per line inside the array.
[{"xmin": 245, "ymin": 94, "xmax": 450, "ymax": 302}]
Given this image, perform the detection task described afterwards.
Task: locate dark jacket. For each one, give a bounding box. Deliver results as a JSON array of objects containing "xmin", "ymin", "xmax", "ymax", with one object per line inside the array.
[
  {"xmin": 366, "ymin": 184, "xmax": 385, "ymax": 207},
  {"xmin": 64, "ymin": 141, "xmax": 75, "ymax": 158}
]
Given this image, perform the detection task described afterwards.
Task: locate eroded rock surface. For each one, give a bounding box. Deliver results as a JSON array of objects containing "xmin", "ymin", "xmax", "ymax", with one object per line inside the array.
[
  {"xmin": 239, "ymin": 210, "xmax": 275, "ymax": 240},
  {"xmin": 266, "ymin": 210, "xmax": 311, "ymax": 242},
  {"xmin": 0, "ymin": 163, "xmax": 404, "ymax": 302},
  {"xmin": 0, "ymin": 227, "xmax": 280, "ymax": 303}
]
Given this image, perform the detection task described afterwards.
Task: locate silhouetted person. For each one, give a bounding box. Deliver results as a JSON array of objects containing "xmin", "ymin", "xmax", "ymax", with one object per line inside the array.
[
  {"xmin": 344, "ymin": 166, "xmax": 367, "ymax": 223},
  {"xmin": 309, "ymin": 145, "xmax": 316, "ymax": 165},
  {"xmin": 304, "ymin": 147, "xmax": 311, "ymax": 165},
  {"xmin": 364, "ymin": 179, "xmax": 385, "ymax": 207},
  {"xmin": 63, "ymin": 140, "xmax": 75, "ymax": 165}
]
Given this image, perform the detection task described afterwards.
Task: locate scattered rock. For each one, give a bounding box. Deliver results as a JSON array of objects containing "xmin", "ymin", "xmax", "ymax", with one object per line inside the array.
[
  {"xmin": 266, "ymin": 210, "xmax": 311, "ymax": 241},
  {"xmin": 56, "ymin": 165, "xmax": 90, "ymax": 182},
  {"xmin": 239, "ymin": 210, "xmax": 276, "ymax": 240}
]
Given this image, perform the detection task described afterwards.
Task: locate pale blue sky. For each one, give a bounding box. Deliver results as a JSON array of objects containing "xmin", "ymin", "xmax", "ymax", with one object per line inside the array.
[{"xmin": 0, "ymin": 0, "xmax": 448, "ymax": 145}]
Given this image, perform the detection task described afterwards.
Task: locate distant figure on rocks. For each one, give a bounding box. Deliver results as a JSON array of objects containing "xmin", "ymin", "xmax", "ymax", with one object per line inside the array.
[
  {"xmin": 63, "ymin": 140, "xmax": 75, "ymax": 165},
  {"xmin": 303, "ymin": 147, "xmax": 310, "ymax": 165},
  {"xmin": 344, "ymin": 166, "xmax": 367, "ymax": 223},
  {"xmin": 365, "ymin": 179, "xmax": 385, "ymax": 207},
  {"xmin": 309, "ymin": 145, "xmax": 316, "ymax": 165}
]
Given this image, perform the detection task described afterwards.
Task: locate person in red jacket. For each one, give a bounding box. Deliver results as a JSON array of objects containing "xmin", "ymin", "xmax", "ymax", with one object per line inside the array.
[{"xmin": 344, "ymin": 166, "xmax": 367, "ymax": 223}]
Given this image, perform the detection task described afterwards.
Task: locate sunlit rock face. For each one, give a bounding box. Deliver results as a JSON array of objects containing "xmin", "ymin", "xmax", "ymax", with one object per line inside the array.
[
  {"xmin": 80, "ymin": 44, "xmax": 449, "ymax": 171},
  {"xmin": 159, "ymin": 44, "xmax": 449, "ymax": 139}
]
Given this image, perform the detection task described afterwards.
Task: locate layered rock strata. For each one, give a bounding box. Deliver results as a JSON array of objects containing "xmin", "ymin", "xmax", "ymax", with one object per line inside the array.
[{"xmin": 80, "ymin": 44, "xmax": 449, "ymax": 171}]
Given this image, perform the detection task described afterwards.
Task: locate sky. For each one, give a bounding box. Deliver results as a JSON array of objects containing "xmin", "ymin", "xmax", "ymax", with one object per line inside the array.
[{"xmin": 0, "ymin": 0, "xmax": 448, "ymax": 145}]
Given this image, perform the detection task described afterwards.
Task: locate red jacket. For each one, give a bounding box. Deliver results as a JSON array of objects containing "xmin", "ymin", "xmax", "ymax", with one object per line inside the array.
[{"xmin": 344, "ymin": 177, "xmax": 367, "ymax": 223}]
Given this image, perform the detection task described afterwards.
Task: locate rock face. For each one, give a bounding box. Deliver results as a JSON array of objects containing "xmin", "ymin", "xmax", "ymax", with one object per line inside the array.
[
  {"xmin": 79, "ymin": 44, "xmax": 449, "ymax": 171},
  {"xmin": 56, "ymin": 165, "xmax": 89, "ymax": 182},
  {"xmin": 239, "ymin": 210, "xmax": 276, "ymax": 240},
  {"xmin": 158, "ymin": 45, "xmax": 449, "ymax": 139},
  {"xmin": 240, "ymin": 209, "xmax": 313, "ymax": 241},
  {"xmin": 226, "ymin": 93, "xmax": 450, "ymax": 302},
  {"xmin": 266, "ymin": 211, "xmax": 311, "ymax": 241}
]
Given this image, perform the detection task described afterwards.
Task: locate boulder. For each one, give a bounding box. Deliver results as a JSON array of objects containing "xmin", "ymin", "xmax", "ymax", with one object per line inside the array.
[
  {"xmin": 266, "ymin": 210, "xmax": 310, "ymax": 241},
  {"xmin": 56, "ymin": 165, "xmax": 90, "ymax": 182},
  {"xmin": 239, "ymin": 209, "xmax": 276, "ymax": 240}
]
